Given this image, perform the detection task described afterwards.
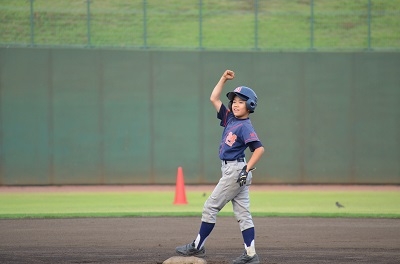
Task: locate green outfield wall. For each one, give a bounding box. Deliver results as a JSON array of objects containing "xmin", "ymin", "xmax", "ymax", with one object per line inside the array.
[{"xmin": 0, "ymin": 47, "xmax": 399, "ymax": 185}]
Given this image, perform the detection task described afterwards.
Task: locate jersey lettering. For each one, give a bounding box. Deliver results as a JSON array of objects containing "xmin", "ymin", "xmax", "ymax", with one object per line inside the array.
[
  {"xmin": 225, "ymin": 132, "xmax": 237, "ymax": 147},
  {"xmin": 234, "ymin": 87, "xmax": 242, "ymax": 93}
]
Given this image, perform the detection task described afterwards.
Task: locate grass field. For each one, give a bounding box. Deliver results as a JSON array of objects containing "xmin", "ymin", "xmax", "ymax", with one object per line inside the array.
[
  {"xmin": 1, "ymin": 188, "xmax": 399, "ymax": 219},
  {"xmin": 1, "ymin": 0, "xmax": 399, "ymax": 50}
]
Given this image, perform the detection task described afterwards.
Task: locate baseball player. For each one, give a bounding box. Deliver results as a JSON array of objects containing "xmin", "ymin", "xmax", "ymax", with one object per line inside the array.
[{"xmin": 176, "ymin": 70, "xmax": 264, "ymax": 264}]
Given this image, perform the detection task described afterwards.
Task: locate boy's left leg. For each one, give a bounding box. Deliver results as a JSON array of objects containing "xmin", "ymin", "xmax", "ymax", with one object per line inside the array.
[{"xmin": 232, "ymin": 187, "xmax": 260, "ymax": 264}]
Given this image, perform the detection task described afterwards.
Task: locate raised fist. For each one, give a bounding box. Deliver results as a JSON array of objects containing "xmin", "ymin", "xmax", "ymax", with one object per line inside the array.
[{"xmin": 223, "ymin": 70, "xmax": 235, "ymax": 80}]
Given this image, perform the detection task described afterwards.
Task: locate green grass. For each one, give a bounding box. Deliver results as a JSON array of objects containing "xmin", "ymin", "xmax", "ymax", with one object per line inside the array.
[
  {"xmin": 0, "ymin": 190, "xmax": 399, "ymax": 219},
  {"xmin": 0, "ymin": 0, "xmax": 399, "ymax": 50}
]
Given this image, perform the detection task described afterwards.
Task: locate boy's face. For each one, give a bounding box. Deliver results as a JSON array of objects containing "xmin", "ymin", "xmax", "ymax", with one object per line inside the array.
[{"xmin": 231, "ymin": 96, "xmax": 249, "ymax": 119}]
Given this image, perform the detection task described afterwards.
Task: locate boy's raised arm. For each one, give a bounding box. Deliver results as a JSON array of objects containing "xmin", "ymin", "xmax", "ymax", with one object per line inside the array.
[{"xmin": 210, "ymin": 70, "xmax": 235, "ymax": 112}]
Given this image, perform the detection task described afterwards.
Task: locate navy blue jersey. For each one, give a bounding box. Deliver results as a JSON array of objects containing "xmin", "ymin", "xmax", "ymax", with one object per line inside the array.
[{"xmin": 217, "ymin": 104, "xmax": 262, "ymax": 160}]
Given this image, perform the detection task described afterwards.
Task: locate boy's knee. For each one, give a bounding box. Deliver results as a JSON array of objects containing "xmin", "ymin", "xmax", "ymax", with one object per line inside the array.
[
  {"xmin": 201, "ymin": 200, "xmax": 217, "ymax": 223},
  {"xmin": 235, "ymin": 214, "xmax": 254, "ymax": 231}
]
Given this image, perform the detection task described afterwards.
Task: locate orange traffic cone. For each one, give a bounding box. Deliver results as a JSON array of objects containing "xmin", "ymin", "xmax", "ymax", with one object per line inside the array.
[{"xmin": 173, "ymin": 166, "xmax": 188, "ymax": 205}]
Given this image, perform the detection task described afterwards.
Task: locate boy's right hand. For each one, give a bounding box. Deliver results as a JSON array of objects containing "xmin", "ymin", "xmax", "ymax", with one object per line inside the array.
[{"xmin": 223, "ymin": 70, "xmax": 235, "ymax": 80}]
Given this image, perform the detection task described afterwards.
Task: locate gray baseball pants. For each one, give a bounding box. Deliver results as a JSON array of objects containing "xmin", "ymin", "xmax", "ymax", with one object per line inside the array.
[{"xmin": 201, "ymin": 160, "xmax": 254, "ymax": 231}]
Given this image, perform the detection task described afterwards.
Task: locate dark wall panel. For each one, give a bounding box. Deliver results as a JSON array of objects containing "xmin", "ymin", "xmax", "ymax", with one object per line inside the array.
[
  {"xmin": 0, "ymin": 49, "xmax": 51, "ymax": 184},
  {"xmin": 51, "ymin": 49, "xmax": 102, "ymax": 184},
  {"xmin": 101, "ymin": 50, "xmax": 151, "ymax": 184},
  {"xmin": 151, "ymin": 51, "xmax": 202, "ymax": 184},
  {"xmin": 352, "ymin": 53, "xmax": 400, "ymax": 184}
]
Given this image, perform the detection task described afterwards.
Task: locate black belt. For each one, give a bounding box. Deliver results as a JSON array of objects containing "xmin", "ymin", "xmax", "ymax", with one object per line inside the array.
[{"xmin": 222, "ymin": 158, "xmax": 245, "ymax": 164}]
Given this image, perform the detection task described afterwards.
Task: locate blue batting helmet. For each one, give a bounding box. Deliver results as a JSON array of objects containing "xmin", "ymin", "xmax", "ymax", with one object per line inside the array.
[{"xmin": 226, "ymin": 86, "xmax": 258, "ymax": 113}]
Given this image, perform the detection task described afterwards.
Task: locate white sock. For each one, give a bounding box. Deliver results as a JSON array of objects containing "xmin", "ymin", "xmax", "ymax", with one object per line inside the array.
[{"xmin": 245, "ymin": 240, "xmax": 256, "ymax": 257}]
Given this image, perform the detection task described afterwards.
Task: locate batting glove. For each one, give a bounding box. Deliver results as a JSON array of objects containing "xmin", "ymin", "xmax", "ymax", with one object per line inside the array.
[{"xmin": 237, "ymin": 165, "xmax": 248, "ymax": 187}]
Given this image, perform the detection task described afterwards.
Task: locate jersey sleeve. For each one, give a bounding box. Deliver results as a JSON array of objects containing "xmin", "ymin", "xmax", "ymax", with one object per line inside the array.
[
  {"xmin": 217, "ymin": 104, "xmax": 231, "ymax": 127},
  {"xmin": 242, "ymin": 124, "xmax": 262, "ymax": 151},
  {"xmin": 247, "ymin": 141, "xmax": 263, "ymax": 152}
]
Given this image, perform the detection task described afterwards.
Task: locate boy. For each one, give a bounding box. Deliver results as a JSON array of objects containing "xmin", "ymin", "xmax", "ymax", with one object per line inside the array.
[{"xmin": 176, "ymin": 70, "xmax": 264, "ymax": 264}]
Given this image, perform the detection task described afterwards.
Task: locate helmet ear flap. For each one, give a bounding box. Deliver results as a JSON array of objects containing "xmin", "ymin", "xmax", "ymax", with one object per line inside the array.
[{"xmin": 246, "ymin": 99, "xmax": 257, "ymax": 113}]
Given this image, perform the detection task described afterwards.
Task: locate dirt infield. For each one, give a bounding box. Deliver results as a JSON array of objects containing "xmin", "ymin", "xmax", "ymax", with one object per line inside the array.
[{"xmin": 0, "ymin": 217, "xmax": 399, "ymax": 263}]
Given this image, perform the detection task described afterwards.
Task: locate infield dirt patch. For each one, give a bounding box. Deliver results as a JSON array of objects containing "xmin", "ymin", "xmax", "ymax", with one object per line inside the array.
[{"xmin": 1, "ymin": 217, "xmax": 399, "ymax": 263}]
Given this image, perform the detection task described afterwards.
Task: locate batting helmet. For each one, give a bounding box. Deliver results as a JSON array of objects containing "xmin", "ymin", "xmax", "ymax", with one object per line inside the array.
[{"xmin": 226, "ymin": 86, "xmax": 258, "ymax": 113}]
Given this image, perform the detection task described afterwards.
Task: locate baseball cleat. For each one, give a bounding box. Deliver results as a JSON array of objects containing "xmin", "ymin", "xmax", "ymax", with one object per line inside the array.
[
  {"xmin": 233, "ymin": 251, "xmax": 260, "ymax": 264},
  {"xmin": 175, "ymin": 241, "xmax": 206, "ymax": 257}
]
